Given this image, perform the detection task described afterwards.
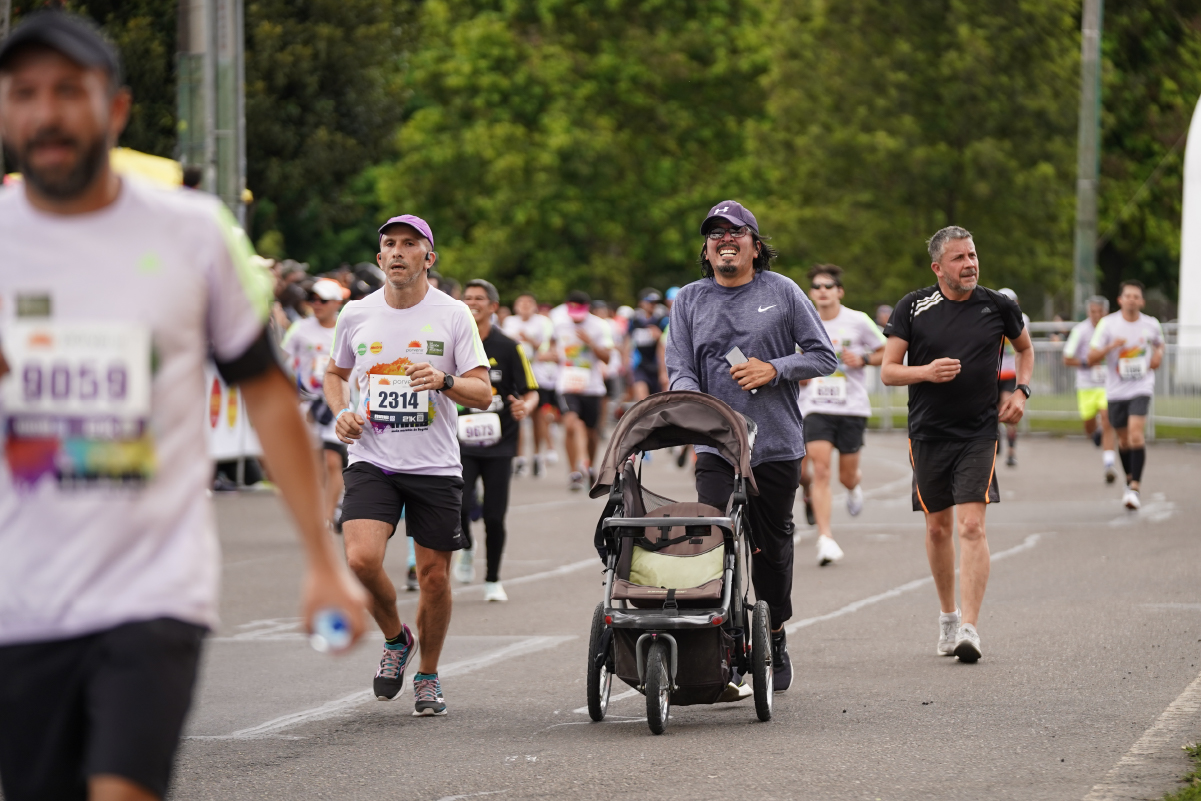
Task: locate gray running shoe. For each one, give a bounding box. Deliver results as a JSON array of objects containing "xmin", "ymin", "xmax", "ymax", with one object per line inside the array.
[
  {"xmin": 374, "ymin": 625, "xmax": 417, "ymax": 700},
  {"xmin": 405, "ymin": 566, "xmax": 419, "ymax": 592},
  {"xmin": 937, "ymin": 609, "xmax": 960, "ymax": 656},
  {"xmin": 954, "ymin": 623, "xmax": 982, "ymax": 663},
  {"xmin": 568, "ymin": 471, "xmax": 586, "ymax": 492},
  {"xmin": 412, "ymin": 675, "xmax": 447, "ymax": 716}
]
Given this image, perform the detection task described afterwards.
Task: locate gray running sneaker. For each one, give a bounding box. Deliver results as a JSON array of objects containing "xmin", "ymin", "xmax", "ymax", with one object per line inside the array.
[
  {"xmin": 412, "ymin": 675, "xmax": 447, "ymax": 716},
  {"xmin": 374, "ymin": 625, "xmax": 417, "ymax": 700},
  {"xmin": 954, "ymin": 623, "xmax": 982, "ymax": 663},
  {"xmin": 937, "ymin": 609, "xmax": 960, "ymax": 656}
]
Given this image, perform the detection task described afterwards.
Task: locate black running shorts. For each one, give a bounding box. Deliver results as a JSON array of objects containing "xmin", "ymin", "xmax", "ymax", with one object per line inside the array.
[
  {"xmin": 341, "ymin": 461, "xmax": 468, "ymax": 551},
  {"xmin": 1108, "ymin": 395, "xmax": 1151, "ymax": 430},
  {"xmin": 559, "ymin": 393, "xmax": 601, "ymax": 429},
  {"xmin": 632, "ymin": 365, "xmax": 661, "ymax": 394},
  {"xmin": 537, "ymin": 388, "xmax": 558, "ymax": 410},
  {"xmin": 909, "ymin": 438, "xmax": 1000, "ymax": 513},
  {"xmin": 322, "ymin": 439, "xmax": 349, "ymax": 469},
  {"xmin": 802, "ymin": 413, "xmax": 867, "ymax": 454},
  {"xmin": 0, "ymin": 618, "xmax": 205, "ymax": 801}
]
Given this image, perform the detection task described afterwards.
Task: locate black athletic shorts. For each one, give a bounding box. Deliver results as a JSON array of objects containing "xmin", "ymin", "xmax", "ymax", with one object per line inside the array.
[
  {"xmin": 537, "ymin": 388, "xmax": 558, "ymax": 410},
  {"xmin": 909, "ymin": 438, "xmax": 1000, "ymax": 513},
  {"xmin": 322, "ymin": 440, "xmax": 349, "ymax": 469},
  {"xmin": 1108, "ymin": 395, "xmax": 1151, "ymax": 429},
  {"xmin": 559, "ymin": 393, "xmax": 601, "ymax": 429},
  {"xmin": 341, "ymin": 461, "xmax": 468, "ymax": 551},
  {"xmin": 997, "ymin": 377, "xmax": 1017, "ymax": 394},
  {"xmin": 803, "ymin": 413, "xmax": 867, "ymax": 454},
  {"xmin": 0, "ymin": 618, "xmax": 205, "ymax": 801},
  {"xmin": 633, "ymin": 365, "xmax": 661, "ymax": 394}
]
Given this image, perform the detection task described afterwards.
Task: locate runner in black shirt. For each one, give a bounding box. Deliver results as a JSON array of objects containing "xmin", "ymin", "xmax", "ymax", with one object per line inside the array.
[
  {"xmin": 882, "ymin": 226, "xmax": 1031, "ymax": 663},
  {"xmin": 456, "ymin": 280, "xmax": 539, "ymax": 601}
]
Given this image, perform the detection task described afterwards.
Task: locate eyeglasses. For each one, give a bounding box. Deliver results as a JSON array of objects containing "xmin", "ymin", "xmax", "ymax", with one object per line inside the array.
[
  {"xmin": 705, "ymin": 226, "xmax": 751, "ymax": 241},
  {"xmin": 811, "ymin": 282, "xmax": 839, "ymax": 290},
  {"xmin": 309, "ymin": 297, "xmax": 334, "ymax": 304}
]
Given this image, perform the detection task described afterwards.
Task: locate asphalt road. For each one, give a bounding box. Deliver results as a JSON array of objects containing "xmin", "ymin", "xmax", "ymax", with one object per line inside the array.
[{"xmin": 170, "ymin": 431, "xmax": 1201, "ymax": 801}]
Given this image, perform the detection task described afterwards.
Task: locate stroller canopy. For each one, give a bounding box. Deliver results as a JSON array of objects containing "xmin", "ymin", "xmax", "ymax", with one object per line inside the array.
[{"xmin": 589, "ymin": 391, "xmax": 759, "ymax": 498}]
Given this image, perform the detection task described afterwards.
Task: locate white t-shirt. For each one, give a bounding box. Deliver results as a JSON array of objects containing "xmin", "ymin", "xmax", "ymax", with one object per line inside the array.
[
  {"xmin": 605, "ymin": 318, "xmax": 626, "ymax": 378},
  {"xmin": 282, "ymin": 315, "xmax": 340, "ymax": 443},
  {"xmin": 332, "ymin": 288, "xmax": 487, "ymax": 476},
  {"xmin": 1064, "ymin": 319, "xmax": 1107, "ymax": 390},
  {"xmin": 550, "ymin": 306, "xmax": 614, "ymax": 396},
  {"xmin": 1089, "ymin": 312, "xmax": 1164, "ymax": 401},
  {"xmin": 0, "ymin": 177, "xmax": 272, "ymax": 645},
  {"xmin": 502, "ymin": 313, "xmax": 557, "ymax": 388},
  {"xmin": 797, "ymin": 307, "xmax": 887, "ymax": 418}
]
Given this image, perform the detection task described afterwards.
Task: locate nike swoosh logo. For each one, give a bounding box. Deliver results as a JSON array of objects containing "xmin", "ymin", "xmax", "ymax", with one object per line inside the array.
[{"xmin": 758, "ymin": 305, "xmax": 777, "ymax": 313}]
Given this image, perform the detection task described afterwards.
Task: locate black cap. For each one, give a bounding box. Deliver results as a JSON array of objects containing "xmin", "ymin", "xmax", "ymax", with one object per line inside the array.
[{"xmin": 0, "ymin": 11, "xmax": 122, "ymax": 83}]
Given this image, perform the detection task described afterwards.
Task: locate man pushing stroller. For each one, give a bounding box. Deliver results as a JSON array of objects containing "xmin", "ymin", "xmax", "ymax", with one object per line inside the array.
[{"xmin": 664, "ymin": 201, "xmax": 837, "ymax": 692}]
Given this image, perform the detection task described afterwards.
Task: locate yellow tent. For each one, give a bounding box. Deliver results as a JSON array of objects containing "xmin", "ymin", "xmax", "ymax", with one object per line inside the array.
[{"xmin": 4, "ymin": 147, "xmax": 183, "ymax": 188}]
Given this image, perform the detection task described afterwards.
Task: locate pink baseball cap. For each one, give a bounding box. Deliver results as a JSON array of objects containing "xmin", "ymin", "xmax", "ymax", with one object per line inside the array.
[{"xmin": 378, "ymin": 214, "xmax": 434, "ymax": 248}]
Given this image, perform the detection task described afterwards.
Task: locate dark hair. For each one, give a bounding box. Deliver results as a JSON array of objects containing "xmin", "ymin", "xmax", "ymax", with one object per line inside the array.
[
  {"xmin": 182, "ymin": 165, "xmax": 203, "ymax": 189},
  {"xmin": 807, "ymin": 263, "xmax": 843, "ymax": 285},
  {"xmin": 1119, "ymin": 279, "xmax": 1145, "ymax": 294},
  {"xmin": 465, "ymin": 278, "xmax": 499, "ymax": 304},
  {"xmin": 566, "ymin": 289, "xmax": 591, "ymax": 305},
  {"xmin": 698, "ymin": 233, "xmax": 777, "ymax": 279}
]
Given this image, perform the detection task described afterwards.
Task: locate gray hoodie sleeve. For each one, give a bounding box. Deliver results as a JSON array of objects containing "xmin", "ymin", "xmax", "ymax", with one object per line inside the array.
[
  {"xmin": 767, "ymin": 280, "xmax": 838, "ymax": 384},
  {"xmin": 665, "ymin": 291, "xmax": 702, "ymax": 392}
]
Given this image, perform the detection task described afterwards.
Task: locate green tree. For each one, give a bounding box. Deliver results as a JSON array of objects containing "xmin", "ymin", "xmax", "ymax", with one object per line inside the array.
[
  {"xmin": 373, "ymin": 0, "xmax": 767, "ymax": 303},
  {"xmin": 245, "ymin": 0, "xmax": 412, "ymax": 270},
  {"xmin": 1097, "ymin": 0, "xmax": 1201, "ymax": 314},
  {"xmin": 751, "ymin": 0, "xmax": 1080, "ymax": 315}
]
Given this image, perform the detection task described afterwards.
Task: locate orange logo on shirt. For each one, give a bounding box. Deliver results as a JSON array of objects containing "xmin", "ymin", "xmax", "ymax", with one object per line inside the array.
[
  {"xmin": 27, "ymin": 332, "xmax": 52, "ymax": 348},
  {"xmin": 408, "ymin": 340, "xmax": 422, "ymax": 349},
  {"xmin": 227, "ymin": 386, "xmax": 239, "ymax": 428},
  {"xmin": 377, "ymin": 378, "xmax": 390, "ymax": 385},
  {"xmin": 209, "ymin": 379, "xmax": 221, "ymax": 428},
  {"xmin": 370, "ymin": 342, "xmax": 383, "ymax": 354}
]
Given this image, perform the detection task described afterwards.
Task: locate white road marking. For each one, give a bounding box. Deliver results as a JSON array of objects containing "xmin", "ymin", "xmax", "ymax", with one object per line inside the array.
[
  {"xmin": 785, "ymin": 533, "xmax": 1043, "ymax": 635},
  {"xmin": 1108, "ymin": 496, "xmax": 1176, "ymax": 526},
  {"xmin": 1083, "ymin": 668, "xmax": 1201, "ymax": 801},
  {"xmin": 188, "ymin": 635, "xmax": 575, "ymax": 740},
  {"xmin": 571, "ymin": 688, "xmax": 641, "ymax": 714},
  {"xmin": 435, "ymin": 792, "xmax": 506, "ymax": 801}
]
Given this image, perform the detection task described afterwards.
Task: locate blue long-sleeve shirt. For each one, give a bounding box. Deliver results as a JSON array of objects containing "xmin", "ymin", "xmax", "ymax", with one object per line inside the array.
[{"xmin": 666, "ymin": 270, "xmax": 837, "ymax": 466}]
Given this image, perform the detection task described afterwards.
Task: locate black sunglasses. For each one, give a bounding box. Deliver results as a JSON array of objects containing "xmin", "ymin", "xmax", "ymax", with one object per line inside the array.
[{"xmin": 811, "ymin": 282, "xmax": 840, "ymax": 290}]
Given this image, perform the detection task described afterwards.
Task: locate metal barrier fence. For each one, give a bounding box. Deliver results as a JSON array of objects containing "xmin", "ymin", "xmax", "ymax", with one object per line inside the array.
[{"xmin": 866, "ymin": 343, "xmax": 1201, "ymax": 440}]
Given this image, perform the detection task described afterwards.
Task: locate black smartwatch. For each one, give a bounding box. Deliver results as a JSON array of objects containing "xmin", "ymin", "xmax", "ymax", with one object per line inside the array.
[
  {"xmin": 440, "ymin": 373, "xmax": 455, "ymax": 392},
  {"xmin": 1015, "ymin": 383, "xmax": 1031, "ymax": 399}
]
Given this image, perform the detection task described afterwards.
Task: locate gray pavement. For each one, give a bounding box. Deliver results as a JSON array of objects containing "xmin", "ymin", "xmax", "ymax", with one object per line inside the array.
[{"xmin": 171, "ymin": 432, "xmax": 1201, "ymax": 800}]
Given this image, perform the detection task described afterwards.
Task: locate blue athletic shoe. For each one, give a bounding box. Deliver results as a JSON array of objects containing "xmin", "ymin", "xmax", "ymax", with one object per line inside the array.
[{"xmin": 374, "ymin": 624, "xmax": 417, "ymax": 700}]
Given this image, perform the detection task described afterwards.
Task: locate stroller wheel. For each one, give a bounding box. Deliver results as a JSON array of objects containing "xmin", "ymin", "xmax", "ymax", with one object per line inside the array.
[
  {"xmin": 586, "ymin": 603, "xmax": 612, "ymax": 721},
  {"xmin": 752, "ymin": 600, "xmax": 774, "ymax": 722},
  {"xmin": 645, "ymin": 639, "xmax": 671, "ymax": 735}
]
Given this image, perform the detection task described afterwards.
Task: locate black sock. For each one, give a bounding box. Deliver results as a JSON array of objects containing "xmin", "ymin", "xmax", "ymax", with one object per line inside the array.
[
  {"xmin": 1119, "ymin": 448, "xmax": 1132, "ymax": 479},
  {"xmin": 1130, "ymin": 447, "xmax": 1146, "ymax": 483},
  {"xmin": 385, "ymin": 629, "xmax": 408, "ymax": 647},
  {"xmin": 1092, "ymin": 429, "xmax": 1102, "ymax": 447},
  {"xmin": 1007, "ymin": 432, "xmax": 1016, "ymax": 450}
]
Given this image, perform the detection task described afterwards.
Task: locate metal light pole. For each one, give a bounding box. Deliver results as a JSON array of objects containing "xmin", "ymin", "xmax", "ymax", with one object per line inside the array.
[
  {"xmin": 1072, "ymin": 0, "xmax": 1104, "ymax": 320},
  {"xmin": 1, "ymin": 0, "xmax": 11, "ymax": 176}
]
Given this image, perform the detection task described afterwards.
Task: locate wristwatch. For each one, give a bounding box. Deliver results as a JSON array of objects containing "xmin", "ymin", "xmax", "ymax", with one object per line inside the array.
[
  {"xmin": 440, "ymin": 373, "xmax": 455, "ymax": 392},
  {"xmin": 1015, "ymin": 384, "xmax": 1031, "ymax": 399}
]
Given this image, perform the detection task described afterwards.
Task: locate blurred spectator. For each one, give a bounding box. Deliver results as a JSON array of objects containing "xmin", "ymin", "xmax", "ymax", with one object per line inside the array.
[
  {"xmin": 182, "ymin": 165, "xmax": 203, "ymax": 189},
  {"xmin": 442, "ymin": 276, "xmax": 461, "ymax": 299},
  {"xmin": 875, "ymin": 304, "xmax": 893, "ymax": 328},
  {"xmin": 497, "ymin": 305, "xmax": 512, "ymax": 325}
]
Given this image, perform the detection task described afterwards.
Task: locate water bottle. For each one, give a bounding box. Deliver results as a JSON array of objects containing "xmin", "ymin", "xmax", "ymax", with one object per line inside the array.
[{"xmin": 310, "ymin": 608, "xmax": 352, "ymax": 653}]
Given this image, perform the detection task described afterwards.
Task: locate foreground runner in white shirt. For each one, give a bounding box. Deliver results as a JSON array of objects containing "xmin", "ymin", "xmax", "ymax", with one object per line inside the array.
[
  {"xmin": 1087, "ymin": 280, "xmax": 1165, "ymax": 510},
  {"xmin": 1063, "ymin": 295, "xmax": 1117, "ymax": 483},
  {"xmin": 0, "ymin": 14, "xmax": 365, "ymax": 801},
  {"xmin": 325, "ymin": 215, "xmax": 490, "ymax": 717},
  {"xmin": 796, "ymin": 264, "xmax": 887, "ymax": 567},
  {"xmin": 282, "ymin": 278, "xmax": 348, "ymax": 529}
]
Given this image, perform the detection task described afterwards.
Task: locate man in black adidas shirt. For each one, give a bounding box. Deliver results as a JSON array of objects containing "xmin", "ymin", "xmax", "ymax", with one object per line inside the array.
[
  {"xmin": 456, "ymin": 280, "xmax": 539, "ymax": 601},
  {"xmin": 882, "ymin": 226, "xmax": 1031, "ymax": 664}
]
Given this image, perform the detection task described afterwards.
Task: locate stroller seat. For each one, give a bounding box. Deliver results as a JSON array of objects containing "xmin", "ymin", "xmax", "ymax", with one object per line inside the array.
[{"xmin": 611, "ymin": 501, "xmax": 726, "ymax": 607}]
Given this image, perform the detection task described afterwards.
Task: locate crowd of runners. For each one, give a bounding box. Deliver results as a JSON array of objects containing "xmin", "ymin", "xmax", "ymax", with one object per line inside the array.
[{"xmin": 0, "ymin": 10, "xmax": 1176, "ymax": 801}]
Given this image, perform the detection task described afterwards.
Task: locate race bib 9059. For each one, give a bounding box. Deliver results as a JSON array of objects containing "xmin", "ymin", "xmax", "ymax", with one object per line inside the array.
[
  {"xmin": 368, "ymin": 373, "xmax": 429, "ymax": 429},
  {"xmin": 2, "ymin": 322, "xmax": 155, "ymax": 488},
  {"xmin": 811, "ymin": 375, "xmax": 847, "ymax": 403}
]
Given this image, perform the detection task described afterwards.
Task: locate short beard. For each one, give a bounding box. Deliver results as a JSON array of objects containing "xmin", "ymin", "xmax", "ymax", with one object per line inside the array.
[
  {"xmin": 17, "ymin": 130, "xmax": 108, "ymax": 201},
  {"xmin": 944, "ymin": 273, "xmax": 977, "ymax": 293},
  {"xmin": 386, "ymin": 264, "xmax": 425, "ymax": 291},
  {"xmin": 716, "ymin": 262, "xmax": 740, "ymax": 276}
]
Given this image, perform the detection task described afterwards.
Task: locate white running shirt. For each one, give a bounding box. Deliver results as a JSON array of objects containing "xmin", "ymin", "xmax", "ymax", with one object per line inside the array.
[
  {"xmin": 0, "ymin": 178, "xmax": 272, "ymax": 645},
  {"xmin": 797, "ymin": 307, "xmax": 887, "ymax": 418},
  {"xmin": 1089, "ymin": 312, "xmax": 1164, "ymax": 401},
  {"xmin": 331, "ymin": 288, "xmax": 487, "ymax": 476},
  {"xmin": 502, "ymin": 313, "xmax": 557, "ymax": 388},
  {"xmin": 549, "ymin": 305, "xmax": 614, "ymax": 396},
  {"xmin": 282, "ymin": 315, "xmax": 341, "ymax": 443},
  {"xmin": 1063, "ymin": 319, "xmax": 1107, "ymax": 390}
]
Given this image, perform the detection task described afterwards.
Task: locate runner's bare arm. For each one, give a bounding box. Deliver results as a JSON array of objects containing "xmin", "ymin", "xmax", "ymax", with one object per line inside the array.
[
  {"xmin": 880, "ymin": 336, "xmax": 960, "ymax": 385},
  {"xmin": 240, "ymin": 366, "xmax": 368, "ymax": 643},
  {"xmin": 508, "ymin": 391, "xmax": 539, "ymax": 422},
  {"xmin": 323, "ymin": 363, "xmax": 364, "ymax": 443},
  {"xmin": 1088, "ymin": 337, "xmax": 1125, "ymax": 366},
  {"xmin": 1150, "ymin": 341, "xmax": 1165, "ymax": 370},
  {"xmin": 999, "ymin": 328, "xmax": 1033, "ymax": 424},
  {"xmin": 404, "ymin": 363, "xmax": 492, "ymax": 409}
]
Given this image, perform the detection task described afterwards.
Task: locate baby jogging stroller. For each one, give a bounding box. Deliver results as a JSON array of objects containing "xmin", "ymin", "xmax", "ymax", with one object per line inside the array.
[{"xmin": 585, "ymin": 390, "xmax": 773, "ymax": 734}]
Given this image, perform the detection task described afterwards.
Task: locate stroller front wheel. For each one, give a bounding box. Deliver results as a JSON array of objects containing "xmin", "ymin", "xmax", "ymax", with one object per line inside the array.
[
  {"xmin": 645, "ymin": 639, "xmax": 671, "ymax": 735},
  {"xmin": 587, "ymin": 602, "xmax": 612, "ymax": 721},
  {"xmin": 752, "ymin": 600, "xmax": 774, "ymax": 722}
]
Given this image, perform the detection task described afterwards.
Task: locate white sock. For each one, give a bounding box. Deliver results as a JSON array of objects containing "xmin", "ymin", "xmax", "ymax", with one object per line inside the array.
[
  {"xmin": 1103, "ymin": 449, "xmax": 1116, "ymax": 467},
  {"xmin": 940, "ymin": 609, "xmax": 960, "ymax": 622}
]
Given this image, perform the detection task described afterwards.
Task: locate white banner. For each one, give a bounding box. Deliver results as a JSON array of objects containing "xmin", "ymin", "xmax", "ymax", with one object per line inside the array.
[{"xmin": 204, "ymin": 364, "xmax": 262, "ymax": 461}]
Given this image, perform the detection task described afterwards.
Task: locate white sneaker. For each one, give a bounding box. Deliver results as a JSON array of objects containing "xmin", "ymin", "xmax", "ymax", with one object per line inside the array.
[
  {"xmin": 937, "ymin": 609, "xmax": 961, "ymax": 656},
  {"xmin": 512, "ymin": 456, "xmax": 527, "ymax": 477},
  {"xmin": 545, "ymin": 449, "xmax": 559, "ymax": 466},
  {"xmin": 953, "ymin": 623, "xmax": 982, "ymax": 663},
  {"xmin": 483, "ymin": 581, "xmax": 508, "ymax": 602},
  {"xmin": 1123, "ymin": 488, "xmax": 1141, "ymax": 510},
  {"xmin": 453, "ymin": 548, "xmax": 475, "ymax": 584},
  {"xmin": 816, "ymin": 536, "xmax": 844, "ymax": 566},
  {"xmin": 1104, "ymin": 464, "xmax": 1117, "ymax": 484},
  {"xmin": 846, "ymin": 484, "xmax": 864, "ymax": 517}
]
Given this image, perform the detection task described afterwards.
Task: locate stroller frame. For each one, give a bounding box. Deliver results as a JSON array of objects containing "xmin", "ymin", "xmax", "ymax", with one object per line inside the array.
[{"xmin": 585, "ymin": 391, "xmax": 774, "ymax": 734}]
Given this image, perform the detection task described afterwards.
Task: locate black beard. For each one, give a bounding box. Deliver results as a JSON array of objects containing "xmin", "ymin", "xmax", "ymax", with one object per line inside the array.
[
  {"xmin": 17, "ymin": 129, "xmax": 108, "ymax": 201},
  {"xmin": 716, "ymin": 262, "xmax": 740, "ymax": 275}
]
